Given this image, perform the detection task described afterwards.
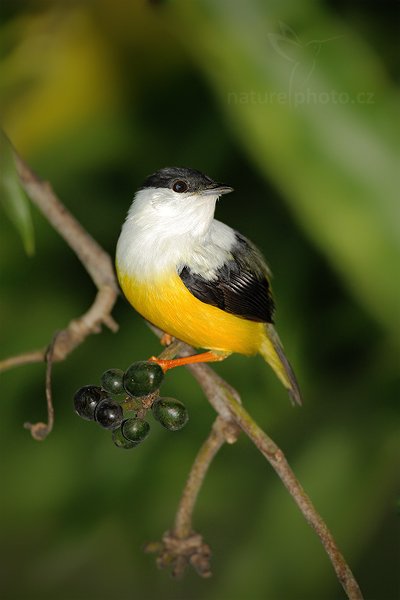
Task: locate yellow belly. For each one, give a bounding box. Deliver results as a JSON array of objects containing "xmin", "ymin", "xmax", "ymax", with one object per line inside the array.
[{"xmin": 117, "ymin": 269, "xmax": 265, "ymax": 355}]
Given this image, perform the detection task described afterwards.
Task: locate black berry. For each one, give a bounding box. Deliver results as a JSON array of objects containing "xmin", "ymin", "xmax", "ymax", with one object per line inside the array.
[
  {"xmin": 95, "ymin": 398, "xmax": 123, "ymax": 429},
  {"xmin": 112, "ymin": 427, "xmax": 138, "ymax": 449},
  {"xmin": 152, "ymin": 397, "xmax": 189, "ymax": 431},
  {"xmin": 101, "ymin": 368, "xmax": 125, "ymax": 395},
  {"xmin": 121, "ymin": 417, "xmax": 150, "ymax": 443},
  {"xmin": 74, "ymin": 385, "xmax": 104, "ymax": 421},
  {"xmin": 123, "ymin": 361, "xmax": 164, "ymax": 397}
]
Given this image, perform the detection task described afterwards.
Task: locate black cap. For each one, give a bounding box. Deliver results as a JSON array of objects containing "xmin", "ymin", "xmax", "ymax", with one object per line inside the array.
[{"xmin": 141, "ymin": 167, "xmax": 233, "ymax": 195}]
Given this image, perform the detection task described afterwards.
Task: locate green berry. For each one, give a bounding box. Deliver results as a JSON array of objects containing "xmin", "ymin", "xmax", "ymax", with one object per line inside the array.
[
  {"xmin": 101, "ymin": 368, "xmax": 125, "ymax": 395},
  {"xmin": 112, "ymin": 427, "xmax": 138, "ymax": 449},
  {"xmin": 123, "ymin": 361, "xmax": 164, "ymax": 397},
  {"xmin": 152, "ymin": 397, "xmax": 189, "ymax": 431},
  {"xmin": 121, "ymin": 417, "xmax": 150, "ymax": 443},
  {"xmin": 74, "ymin": 385, "xmax": 104, "ymax": 420},
  {"xmin": 95, "ymin": 398, "xmax": 123, "ymax": 429}
]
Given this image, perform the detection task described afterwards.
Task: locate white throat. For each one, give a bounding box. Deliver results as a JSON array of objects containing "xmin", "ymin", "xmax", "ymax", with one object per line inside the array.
[{"xmin": 116, "ymin": 187, "xmax": 225, "ymax": 280}]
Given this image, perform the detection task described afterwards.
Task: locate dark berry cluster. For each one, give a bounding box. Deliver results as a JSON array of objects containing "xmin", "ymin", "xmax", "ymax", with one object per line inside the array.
[{"xmin": 73, "ymin": 361, "xmax": 189, "ymax": 449}]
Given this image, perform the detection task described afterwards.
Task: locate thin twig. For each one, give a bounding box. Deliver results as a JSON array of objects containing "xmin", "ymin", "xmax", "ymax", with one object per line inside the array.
[
  {"xmin": 173, "ymin": 416, "xmax": 237, "ymax": 540},
  {"xmin": 0, "ymin": 287, "xmax": 119, "ymax": 374},
  {"xmin": 44, "ymin": 334, "xmax": 56, "ymax": 433},
  {"xmin": 0, "ymin": 350, "xmax": 45, "ymax": 372},
  {"xmin": 24, "ymin": 331, "xmax": 59, "ymax": 441},
  {"xmin": 145, "ymin": 417, "xmax": 230, "ymax": 579}
]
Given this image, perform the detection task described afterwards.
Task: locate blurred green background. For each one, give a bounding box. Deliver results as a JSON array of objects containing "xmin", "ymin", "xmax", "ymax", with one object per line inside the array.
[{"xmin": 1, "ymin": 1, "xmax": 399, "ymax": 599}]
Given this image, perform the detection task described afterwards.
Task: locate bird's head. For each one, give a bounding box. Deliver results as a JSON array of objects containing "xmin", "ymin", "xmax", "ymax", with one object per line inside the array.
[{"xmin": 129, "ymin": 167, "xmax": 233, "ymax": 237}]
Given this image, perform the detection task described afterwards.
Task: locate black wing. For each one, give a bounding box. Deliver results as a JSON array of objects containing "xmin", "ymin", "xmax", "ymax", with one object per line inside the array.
[{"xmin": 179, "ymin": 233, "xmax": 275, "ymax": 323}]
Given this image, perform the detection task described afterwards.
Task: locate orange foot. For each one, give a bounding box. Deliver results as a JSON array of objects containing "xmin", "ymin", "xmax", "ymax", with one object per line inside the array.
[{"xmin": 148, "ymin": 351, "xmax": 227, "ymax": 373}]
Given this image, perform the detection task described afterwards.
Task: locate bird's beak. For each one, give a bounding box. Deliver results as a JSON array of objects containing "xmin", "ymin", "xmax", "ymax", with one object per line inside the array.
[{"xmin": 200, "ymin": 183, "xmax": 234, "ymax": 196}]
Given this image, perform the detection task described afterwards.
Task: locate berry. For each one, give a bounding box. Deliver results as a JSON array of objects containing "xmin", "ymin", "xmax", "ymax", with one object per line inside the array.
[
  {"xmin": 74, "ymin": 385, "xmax": 104, "ymax": 420},
  {"xmin": 95, "ymin": 398, "xmax": 123, "ymax": 429},
  {"xmin": 101, "ymin": 368, "xmax": 125, "ymax": 395},
  {"xmin": 123, "ymin": 361, "xmax": 164, "ymax": 397},
  {"xmin": 112, "ymin": 427, "xmax": 138, "ymax": 449},
  {"xmin": 152, "ymin": 397, "xmax": 189, "ymax": 431},
  {"xmin": 121, "ymin": 417, "xmax": 150, "ymax": 443}
]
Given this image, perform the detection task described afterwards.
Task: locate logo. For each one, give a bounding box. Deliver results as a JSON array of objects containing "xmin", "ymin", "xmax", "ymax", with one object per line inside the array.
[{"xmin": 268, "ymin": 22, "xmax": 343, "ymax": 105}]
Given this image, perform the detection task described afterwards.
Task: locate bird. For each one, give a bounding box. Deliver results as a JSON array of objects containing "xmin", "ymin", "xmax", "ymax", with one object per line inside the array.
[{"xmin": 116, "ymin": 167, "xmax": 301, "ymax": 406}]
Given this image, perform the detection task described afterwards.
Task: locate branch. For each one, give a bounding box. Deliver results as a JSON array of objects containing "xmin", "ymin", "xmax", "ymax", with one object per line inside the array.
[
  {"xmin": 15, "ymin": 154, "xmax": 117, "ymax": 290},
  {"xmin": 0, "ymin": 152, "xmax": 120, "ymax": 376},
  {"xmin": 145, "ymin": 415, "xmax": 239, "ymax": 578},
  {"xmin": 2, "ymin": 149, "xmax": 363, "ymax": 598},
  {"xmin": 0, "ymin": 350, "xmax": 44, "ymax": 372},
  {"xmin": 173, "ymin": 416, "xmax": 239, "ymax": 540},
  {"xmin": 0, "ymin": 150, "xmax": 120, "ymax": 438},
  {"xmin": 0, "ymin": 286, "xmax": 118, "ymax": 374},
  {"xmin": 187, "ymin": 361, "xmax": 363, "ymax": 600},
  {"xmin": 145, "ymin": 345, "xmax": 362, "ymax": 598}
]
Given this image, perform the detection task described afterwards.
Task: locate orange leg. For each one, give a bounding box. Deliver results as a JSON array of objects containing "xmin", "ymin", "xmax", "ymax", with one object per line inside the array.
[{"xmin": 149, "ymin": 351, "xmax": 227, "ymax": 373}]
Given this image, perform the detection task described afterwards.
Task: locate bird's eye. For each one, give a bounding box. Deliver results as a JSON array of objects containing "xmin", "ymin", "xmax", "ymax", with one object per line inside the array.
[{"xmin": 172, "ymin": 180, "xmax": 188, "ymax": 193}]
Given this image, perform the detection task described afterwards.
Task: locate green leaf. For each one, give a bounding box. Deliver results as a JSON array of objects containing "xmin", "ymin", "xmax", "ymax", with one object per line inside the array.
[{"xmin": 0, "ymin": 131, "xmax": 34, "ymax": 255}]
